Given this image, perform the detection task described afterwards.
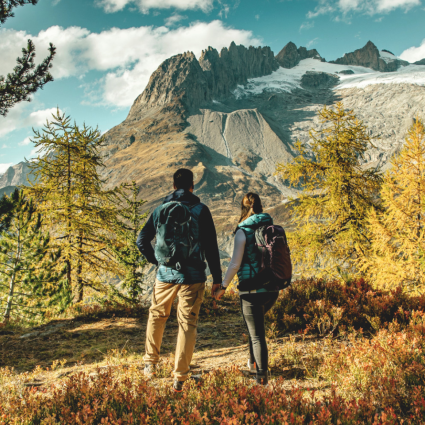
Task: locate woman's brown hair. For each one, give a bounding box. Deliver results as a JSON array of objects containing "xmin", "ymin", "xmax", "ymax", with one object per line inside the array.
[{"xmin": 238, "ymin": 192, "xmax": 263, "ymax": 224}]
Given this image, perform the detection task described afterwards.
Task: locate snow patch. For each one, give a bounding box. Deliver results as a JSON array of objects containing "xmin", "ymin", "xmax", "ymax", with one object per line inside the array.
[
  {"xmin": 379, "ymin": 50, "xmax": 398, "ymax": 63},
  {"xmin": 233, "ymin": 58, "xmax": 425, "ymax": 98}
]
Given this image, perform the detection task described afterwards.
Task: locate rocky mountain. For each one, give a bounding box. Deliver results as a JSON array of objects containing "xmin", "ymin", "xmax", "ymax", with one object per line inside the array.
[
  {"xmin": 275, "ymin": 42, "xmax": 323, "ymax": 69},
  {"xmin": 131, "ymin": 42, "xmax": 278, "ymax": 112},
  {"xmin": 330, "ymin": 41, "xmax": 409, "ymax": 72},
  {"xmin": 100, "ymin": 40, "xmax": 425, "ymax": 258},
  {"xmin": 0, "ymin": 162, "xmax": 32, "ymax": 190},
  {"xmin": 2, "ymin": 40, "xmax": 425, "ymax": 259}
]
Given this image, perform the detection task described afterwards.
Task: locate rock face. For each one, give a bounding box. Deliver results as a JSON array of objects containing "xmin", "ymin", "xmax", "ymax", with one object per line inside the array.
[
  {"xmin": 130, "ymin": 42, "xmax": 278, "ymax": 113},
  {"xmin": 275, "ymin": 42, "xmax": 323, "ymax": 69},
  {"xmin": 0, "ymin": 162, "xmax": 32, "ymax": 189},
  {"xmin": 199, "ymin": 43, "xmax": 278, "ymax": 99},
  {"xmin": 331, "ymin": 41, "xmax": 408, "ymax": 72},
  {"xmin": 131, "ymin": 52, "xmax": 207, "ymax": 112},
  {"xmin": 415, "ymin": 59, "xmax": 425, "ymax": 65},
  {"xmin": 100, "ymin": 42, "xmax": 425, "ymax": 242},
  {"xmin": 301, "ymin": 71, "xmax": 340, "ymax": 89}
]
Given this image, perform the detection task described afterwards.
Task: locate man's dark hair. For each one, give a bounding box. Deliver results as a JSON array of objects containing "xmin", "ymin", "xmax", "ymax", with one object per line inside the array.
[{"xmin": 173, "ymin": 168, "xmax": 194, "ymax": 190}]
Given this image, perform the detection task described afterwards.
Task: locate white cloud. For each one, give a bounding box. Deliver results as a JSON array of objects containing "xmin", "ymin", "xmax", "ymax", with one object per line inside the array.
[
  {"xmin": 300, "ymin": 21, "xmax": 314, "ymax": 31},
  {"xmin": 307, "ymin": 1, "xmax": 335, "ymax": 18},
  {"xmin": 103, "ymin": 21, "xmax": 260, "ymax": 107},
  {"xmin": 0, "ymin": 103, "xmax": 59, "ymax": 138},
  {"xmin": 18, "ymin": 137, "xmax": 32, "ymax": 146},
  {"xmin": 0, "ymin": 22, "xmax": 259, "ymax": 109},
  {"xmin": 255, "ymin": 14, "xmax": 259, "ymax": 20},
  {"xmin": 307, "ymin": 0, "xmax": 422, "ymax": 17},
  {"xmin": 0, "ymin": 163, "xmax": 13, "ymax": 174},
  {"xmin": 400, "ymin": 39, "xmax": 425, "ymax": 63},
  {"xmin": 96, "ymin": 0, "xmax": 214, "ymax": 13},
  {"xmin": 307, "ymin": 38, "xmax": 319, "ymax": 48},
  {"xmin": 165, "ymin": 13, "xmax": 187, "ymax": 26},
  {"xmin": 30, "ymin": 145, "xmax": 43, "ymax": 158},
  {"xmin": 218, "ymin": 4, "xmax": 230, "ymax": 18}
]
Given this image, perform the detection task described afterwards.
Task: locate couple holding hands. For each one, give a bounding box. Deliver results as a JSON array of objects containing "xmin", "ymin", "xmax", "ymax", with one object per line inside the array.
[{"xmin": 137, "ymin": 169, "xmax": 290, "ymax": 392}]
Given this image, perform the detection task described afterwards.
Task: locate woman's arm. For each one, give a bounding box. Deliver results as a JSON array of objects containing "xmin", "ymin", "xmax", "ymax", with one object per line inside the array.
[{"xmin": 222, "ymin": 229, "xmax": 246, "ymax": 288}]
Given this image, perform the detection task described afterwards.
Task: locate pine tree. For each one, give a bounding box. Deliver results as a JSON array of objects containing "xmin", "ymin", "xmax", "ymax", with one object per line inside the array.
[
  {"xmin": 275, "ymin": 103, "xmax": 382, "ymax": 278},
  {"xmin": 0, "ymin": 1, "xmax": 56, "ymax": 116},
  {"xmin": 361, "ymin": 118, "xmax": 425, "ymax": 292},
  {"xmin": 107, "ymin": 182, "xmax": 148, "ymax": 301},
  {"xmin": 27, "ymin": 111, "xmax": 118, "ymax": 303},
  {"xmin": 0, "ymin": 189, "xmax": 67, "ymax": 324}
]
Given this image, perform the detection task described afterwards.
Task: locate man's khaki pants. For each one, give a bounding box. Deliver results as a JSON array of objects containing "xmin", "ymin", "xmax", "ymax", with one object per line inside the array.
[{"xmin": 144, "ymin": 279, "xmax": 205, "ymax": 381}]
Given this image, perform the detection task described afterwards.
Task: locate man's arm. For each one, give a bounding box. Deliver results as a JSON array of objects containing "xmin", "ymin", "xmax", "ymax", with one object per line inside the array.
[
  {"xmin": 199, "ymin": 206, "xmax": 222, "ymax": 284},
  {"xmin": 136, "ymin": 214, "xmax": 158, "ymax": 265}
]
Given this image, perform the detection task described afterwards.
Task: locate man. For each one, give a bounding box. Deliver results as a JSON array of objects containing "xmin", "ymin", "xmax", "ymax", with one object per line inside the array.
[{"xmin": 137, "ymin": 169, "xmax": 222, "ymax": 392}]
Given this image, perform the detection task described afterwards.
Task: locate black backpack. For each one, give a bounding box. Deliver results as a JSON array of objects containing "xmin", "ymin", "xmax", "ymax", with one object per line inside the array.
[
  {"xmin": 154, "ymin": 201, "xmax": 199, "ymax": 270},
  {"xmin": 238, "ymin": 225, "xmax": 292, "ymax": 292}
]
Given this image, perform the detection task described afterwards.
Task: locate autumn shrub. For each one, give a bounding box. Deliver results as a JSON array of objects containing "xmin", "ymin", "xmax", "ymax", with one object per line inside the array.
[
  {"xmin": 59, "ymin": 298, "xmax": 146, "ymax": 322},
  {"xmin": 267, "ymin": 278, "xmax": 425, "ymax": 334},
  {"xmin": 1, "ymin": 364, "xmax": 425, "ymax": 424},
  {"xmin": 319, "ymin": 311, "xmax": 425, "ymax": 414}
]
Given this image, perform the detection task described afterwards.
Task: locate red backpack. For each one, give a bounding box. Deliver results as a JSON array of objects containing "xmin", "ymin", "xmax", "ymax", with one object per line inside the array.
[{"xmin": 254, "ymin": 225, "xmax": 292, "ymax": 290}]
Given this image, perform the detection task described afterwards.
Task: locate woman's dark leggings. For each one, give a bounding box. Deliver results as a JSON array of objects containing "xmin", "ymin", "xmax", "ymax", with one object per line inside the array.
[{"xmin": 240, "ymin": 291, "xmax": 279, "ymax": 378}]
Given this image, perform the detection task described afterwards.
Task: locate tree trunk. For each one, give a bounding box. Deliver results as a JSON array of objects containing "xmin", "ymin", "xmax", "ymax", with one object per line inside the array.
[
  {"xmin": 4, "ymin": 226, "xmax": 22, "ymax": 323},
  {"xmin": 76, "ymin": 231, "xmax": 83, "ymax": 303},
  {"xmin": 4, "ymin": 273, "xmax": 16, "ymax": 324}
]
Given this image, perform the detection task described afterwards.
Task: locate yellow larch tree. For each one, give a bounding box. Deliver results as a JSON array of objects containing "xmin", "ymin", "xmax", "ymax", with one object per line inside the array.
[
  {"xmin": 276, "ymin": 103, "xmax": 382, "ymax": 278},
  {"xmin": 361, "ymin": 118, "xmax": 425, "ymax": 292}
]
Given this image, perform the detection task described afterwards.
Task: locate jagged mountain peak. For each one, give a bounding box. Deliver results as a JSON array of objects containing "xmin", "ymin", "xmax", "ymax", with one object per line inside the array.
[
  {"xmin": 128, "ymin": 42, "xmax": 278, "ymax": 115},
  {"xmin": 331, "ymin": 40, "xmax": 409, "ymax": 72},
  {"xmin": 275, "ymin": 41, "xmax": 323, "ymax": 69}
]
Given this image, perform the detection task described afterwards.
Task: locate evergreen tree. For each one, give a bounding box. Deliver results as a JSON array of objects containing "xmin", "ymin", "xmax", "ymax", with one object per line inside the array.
[
  {"xmin": 361, "ymin": 119, "xmax": 425, "ymax": 292},
  {"xmin": 0, "ymin": 189, "xmax": 67, "ymax": 324},
  {"xmin": 0, "ymin": 1, "xmax": 56, "ymax": 116},
  {"xmin": 27, "ymin": 111, "xmax": 118, "ymax": 303},
  {"xmin": 108, "ymin": 182, "xmax": 148, "ymax": 301},
  {"xmin": 0, "ymin": 191, "xmax": 16, "ymax": 232},
  {"xmin": 276, "ymin": 103, "xmax": 382, "ymax": 278}
]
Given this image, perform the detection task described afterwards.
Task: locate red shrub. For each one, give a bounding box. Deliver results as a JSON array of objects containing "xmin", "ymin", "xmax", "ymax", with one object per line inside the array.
[{"xmin": 267, "ymin": 278, "xmax": 425, "ymax": 334}]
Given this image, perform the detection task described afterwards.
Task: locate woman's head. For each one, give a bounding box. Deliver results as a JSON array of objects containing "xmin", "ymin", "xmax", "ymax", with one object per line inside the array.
[{"xmin": 238, "ymin": 192, "xmax": 263, "ymax": 223}]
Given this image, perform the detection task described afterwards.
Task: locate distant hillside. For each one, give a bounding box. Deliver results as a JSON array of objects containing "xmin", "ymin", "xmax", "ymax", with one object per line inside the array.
[{"xmin": 99, "ymin": 40, "xmax": 425, "ymax": 255}]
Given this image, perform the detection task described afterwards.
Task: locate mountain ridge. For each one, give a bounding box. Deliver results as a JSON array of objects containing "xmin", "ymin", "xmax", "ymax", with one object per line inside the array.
[{"xmin": 2, "ymin": 40, "xmax": 425, "ymax": 259}]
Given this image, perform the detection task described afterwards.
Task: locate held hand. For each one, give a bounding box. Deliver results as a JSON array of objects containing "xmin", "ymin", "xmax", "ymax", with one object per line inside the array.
[
  {"xmin": 214, "ymin": 288, "xmax": 226, "ymax": 301},
  {"xmin": 211, "ymin": 283, "xmax": 221, "ymax": 298}
]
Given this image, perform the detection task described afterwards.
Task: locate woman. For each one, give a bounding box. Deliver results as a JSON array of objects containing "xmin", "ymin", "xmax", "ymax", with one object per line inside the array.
[{"xmin": 214, "ymin": 192, "xmax": 279, "ymax": 385}]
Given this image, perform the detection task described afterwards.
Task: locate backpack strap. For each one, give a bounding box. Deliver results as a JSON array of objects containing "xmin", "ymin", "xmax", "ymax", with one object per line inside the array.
[{"xmin": 239, "ymin": 227, "xmax": 257, "ymax": 278}]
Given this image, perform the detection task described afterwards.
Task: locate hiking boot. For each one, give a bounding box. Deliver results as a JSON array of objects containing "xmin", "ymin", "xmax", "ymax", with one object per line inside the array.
[
  {"xmin": 172, "ymin": 374, "xmax": 203, "ymax": 392},
  {"xmin": 247, "ymin": 360, "xmax": 257, "ymax": 374},
  {"xmin": 191, "ymin": 373, "xmax": 203, "ymax": 386},
  {"xmin": 256, "ymin": 372, "xmax": 269, "ymax": 386},
  {"xmin": 173, "ymin": 380, "xmax": 184, "ymax": 392},
  {"xmin": 143, "ymin": 363, "xmax": 157, "ymax": 378}
]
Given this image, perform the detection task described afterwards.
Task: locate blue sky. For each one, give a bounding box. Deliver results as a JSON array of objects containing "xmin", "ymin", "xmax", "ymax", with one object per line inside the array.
[{"xmin": 1, "ymin": 0, "xmax": 425, "ymax": 171}]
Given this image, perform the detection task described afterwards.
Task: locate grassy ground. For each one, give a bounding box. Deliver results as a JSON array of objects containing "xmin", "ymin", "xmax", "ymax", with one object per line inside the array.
[
  {"xmin": 1, "ymin": 282, "xmax": 425, "ymax": 423},
  {"xmin": 0, "ymin": 290, "xmax": 330, "ymax": 390}
]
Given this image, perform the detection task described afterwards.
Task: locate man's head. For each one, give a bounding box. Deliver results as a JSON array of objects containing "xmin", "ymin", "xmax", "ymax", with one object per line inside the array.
[{"xmin": 173, "ymin": 168, "xmax": 194, "ymax": 192}]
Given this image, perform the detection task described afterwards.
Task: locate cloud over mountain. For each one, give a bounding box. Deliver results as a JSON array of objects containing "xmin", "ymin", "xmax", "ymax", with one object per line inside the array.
[
  {"xmin": 400, "ymin": 39, "xmax": 425, "ymax": 63},
  {"xmin": 0, "ymin": 21, "xmax": 260, "ymax": 108}
]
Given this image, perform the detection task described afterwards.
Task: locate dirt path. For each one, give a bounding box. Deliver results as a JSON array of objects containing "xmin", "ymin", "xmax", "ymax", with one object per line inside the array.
[{"xmin": 0, "ymin": 297, "xmax": 328, "ymax": 394}]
